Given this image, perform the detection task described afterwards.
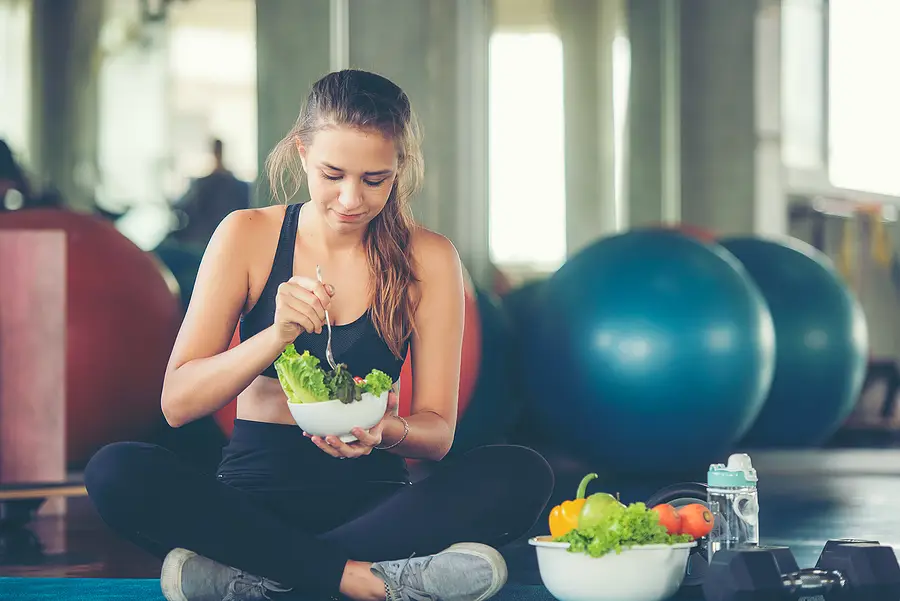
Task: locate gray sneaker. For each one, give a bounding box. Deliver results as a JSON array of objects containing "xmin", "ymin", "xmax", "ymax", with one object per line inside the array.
[
  {"xmin": 370, "ymin": 542, "xmax": 508, "ymax": 601},
  {"xmin": 160, "ymin": 548, "xmax": 292, "ymax": 601}
]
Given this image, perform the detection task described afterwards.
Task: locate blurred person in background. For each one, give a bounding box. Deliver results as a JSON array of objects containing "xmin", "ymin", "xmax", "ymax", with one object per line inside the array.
[{"xmin": 171, "ymin": 138, "xmax": 251, "ymax": 250}]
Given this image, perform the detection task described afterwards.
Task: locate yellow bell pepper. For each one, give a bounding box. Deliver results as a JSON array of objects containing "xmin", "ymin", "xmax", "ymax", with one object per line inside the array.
[{"xmin": 548, "ymin": 473, "xmax": 598, "ymax": 537}]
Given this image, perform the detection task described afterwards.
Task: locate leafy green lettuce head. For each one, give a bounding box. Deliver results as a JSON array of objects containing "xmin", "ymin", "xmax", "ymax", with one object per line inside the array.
[
  {"xmin": 362, "ymin": 369, "xmax": 393, "ymax": 397},
  {"xmin": 274, "ymin": 345, "xmax": 330, "ymax": 404}
]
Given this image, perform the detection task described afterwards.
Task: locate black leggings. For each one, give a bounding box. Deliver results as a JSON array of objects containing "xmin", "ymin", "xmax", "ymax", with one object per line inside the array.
[{"xmin": 83, "ymin": 429, "xmax": 554, "ymax": 598}]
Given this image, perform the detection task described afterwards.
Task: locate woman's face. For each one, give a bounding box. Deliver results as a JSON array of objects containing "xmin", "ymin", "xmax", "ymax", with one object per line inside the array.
[{"xmin": 299, "ymin": 126, "xmax": 399, "ymax": 233}]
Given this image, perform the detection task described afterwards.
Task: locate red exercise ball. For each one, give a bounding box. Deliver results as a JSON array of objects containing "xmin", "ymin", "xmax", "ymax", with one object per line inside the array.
[
  {"xmin": 650, "ymin": 222, "xmax": 718, "ymax": 243},
  {"xmin": 0, "ymin": 209, "xmax": 181, "ymax": 468},
  {"xmin": 398, "ymin": 266, "xmax": 481, "ymax": 420},
  {"xmin": 490, "ymin": 263, "xmax": 513, "ymax": 297}
]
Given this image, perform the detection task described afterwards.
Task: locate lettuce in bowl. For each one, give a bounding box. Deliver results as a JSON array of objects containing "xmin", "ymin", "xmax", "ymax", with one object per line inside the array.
[{"xmin": 274, "ymin": 344, "xmax": 394, "ymax": 405}]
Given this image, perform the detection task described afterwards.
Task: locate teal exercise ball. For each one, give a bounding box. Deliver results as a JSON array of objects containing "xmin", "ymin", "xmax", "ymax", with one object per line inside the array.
[
  {"xmin": 719, "ymin": 236, "xmax": 869, "ymax": 447},
  {"xmin": 529, "ymin": 229, "xmax": 776, "ymax": 472}
]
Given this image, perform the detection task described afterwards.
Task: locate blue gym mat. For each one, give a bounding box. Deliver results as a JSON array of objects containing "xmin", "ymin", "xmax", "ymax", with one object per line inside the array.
[{"xmin": 0, "ymin": 578, "xmax": 568, "ymax": 601}]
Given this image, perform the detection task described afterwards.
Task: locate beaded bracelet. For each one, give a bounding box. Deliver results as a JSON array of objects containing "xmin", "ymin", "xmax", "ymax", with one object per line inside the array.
[{"xmin": 375, "ymin": 415, "xmax": 409, "ymax": 450}]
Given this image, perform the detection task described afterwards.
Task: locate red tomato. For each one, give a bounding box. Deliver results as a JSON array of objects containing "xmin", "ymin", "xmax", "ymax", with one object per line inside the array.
[
  {"xmin": 678, "ymin": 503, "xmax": 714, "ymax": 539},
  {"xmin": 651, "ymin": 504, "xmax": 682, "ymax": 535},
  {"xmin": 353, "ymin": 376, "xmax": 365, "ymax": 385}
]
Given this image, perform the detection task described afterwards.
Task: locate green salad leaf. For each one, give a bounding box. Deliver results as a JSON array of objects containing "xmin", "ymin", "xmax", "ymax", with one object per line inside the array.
[
  {"xmin": 325, "ymin": 364, "xmax": 362, "ymax": 405},
  {"xmin": 555, "ymin": 502, "xmax": 693, "ymax": 558},
  {"xmin": 274, "ymin": 346, "xmax": 331, "ymax": 404},
  {"xmin": 361, "ymin": 369, "xmax": 393, "ymax": 397},
  {"xmin": 275, "ymin": 344, "xmax": 395, "ymax": 405}
]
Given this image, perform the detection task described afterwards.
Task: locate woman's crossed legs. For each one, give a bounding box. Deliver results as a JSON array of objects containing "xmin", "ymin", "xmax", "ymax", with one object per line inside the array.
[{"xmin": 84, "ymin": 442, "xmax": 554, "ymax": 601}]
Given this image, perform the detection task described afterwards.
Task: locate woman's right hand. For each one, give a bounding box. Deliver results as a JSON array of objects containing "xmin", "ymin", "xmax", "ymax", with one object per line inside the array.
[{"xmin": 274, "ymin": 276, "xmax": 334, "ymax": 344}]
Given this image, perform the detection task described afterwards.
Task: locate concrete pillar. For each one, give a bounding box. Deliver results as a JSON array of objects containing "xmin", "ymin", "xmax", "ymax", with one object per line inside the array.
[
  {"xmin": 554, "ymin": 0, "xmax": 601, "ymax": 255},
  {"xmin": 346, "ymin": 0, "xmax": 457, "ymax": 234},
  {"xmin": 346, "ymin": 0, "xmax": 492, "ymax": 287},
  {"xmin": 679, "ymin": 0, "xmax": 757, "ymax": 235},
  {"xmin": 255, "ymin": 0, "xmax": 331, "ymax": 207},
  {"xmin": 553, "ymin": 0, "xmax": 628, "ymax": 255},
  {"xmin": 626, "ymin": 0, "xmax": 787, "ymax": 237},
  {"xmin": 626, "ymin": 0, "xmax": 681, "ymax": 228},
  {"xmin": 29, "ymin": 0, "xmax": 104, "ymax": 211}
]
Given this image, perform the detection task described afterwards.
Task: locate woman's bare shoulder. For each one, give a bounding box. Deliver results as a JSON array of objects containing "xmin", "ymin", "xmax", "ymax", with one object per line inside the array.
[
  {"xmin": 409, "ymin": 226, "xmax": 463, "ymax": 285},
  {"xmin": 206, "ymin": 205, "xmax": 285, "ymax": 254},
  {"xmin": 216, "ymin": 205, "xmax": 284, "ymax": 237},
  {"xmin": 409, "ymin": 226, "xmax": 460, "ymax": 268}
]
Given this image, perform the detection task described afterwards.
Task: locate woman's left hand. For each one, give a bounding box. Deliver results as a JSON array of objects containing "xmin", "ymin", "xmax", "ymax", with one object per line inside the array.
[{"xmin": 304, "ymin": 392, "xmax": 400, "ymax": 459}]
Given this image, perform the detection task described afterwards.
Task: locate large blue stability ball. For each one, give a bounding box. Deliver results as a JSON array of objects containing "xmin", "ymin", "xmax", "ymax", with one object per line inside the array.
[
  {"xmin": 529, "ymin": 230, "xmax": 776, "ymax": 472},
  {"xmin": 719, "ymin": 236, "xmax": 869, "ymax": 447}
]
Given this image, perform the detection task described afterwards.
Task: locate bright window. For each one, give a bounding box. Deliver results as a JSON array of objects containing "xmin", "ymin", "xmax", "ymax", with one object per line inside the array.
[
  {"xmin": 828, "ymin": 0, "xmax": 900, "ymax": 196},
  {"xmin": 781, "ymin": 0, "xmax": 825, "ymax": 172},
  {"xmin": 488, "ymin": 32, "xmax": 567, "ymax": 271},
  {"xmin": 0, "ymin": 1, "xmax": 31, "ymax": 166}
]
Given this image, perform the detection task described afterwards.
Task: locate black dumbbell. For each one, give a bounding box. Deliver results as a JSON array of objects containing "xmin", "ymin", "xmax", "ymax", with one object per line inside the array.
[{"xmin": 702, "ymin": 539, "xmax": 900, "ymax": 601}]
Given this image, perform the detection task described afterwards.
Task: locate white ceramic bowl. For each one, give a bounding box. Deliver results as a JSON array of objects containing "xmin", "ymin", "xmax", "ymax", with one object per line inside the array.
[
  {"xmin": 286, "ymin": 391, "xmax": 388, "ymax": 442},
  {"xmin": 529, "ymin": 536, "xmax": 696, "ymax": 601}
]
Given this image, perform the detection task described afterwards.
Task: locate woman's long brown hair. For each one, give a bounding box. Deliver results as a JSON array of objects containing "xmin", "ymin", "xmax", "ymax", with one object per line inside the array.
[{"xmin": 263, "ymin": 69, "xmax": 423, "ymax": 358}]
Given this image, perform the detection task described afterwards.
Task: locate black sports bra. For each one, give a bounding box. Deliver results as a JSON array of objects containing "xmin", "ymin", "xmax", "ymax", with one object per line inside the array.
[{"xmin": 239, "ymin": 203, "xmax": 407, "ymax": 381}]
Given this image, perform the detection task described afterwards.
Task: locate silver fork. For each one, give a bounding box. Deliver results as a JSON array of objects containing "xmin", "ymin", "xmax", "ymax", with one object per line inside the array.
[{"xmin": 315, "ymin": 264, "xmax": 338, "ymax": 370}]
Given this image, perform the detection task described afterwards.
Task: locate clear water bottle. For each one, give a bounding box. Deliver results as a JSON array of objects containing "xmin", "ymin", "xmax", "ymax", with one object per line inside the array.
[{"xmin": 706, "ymin": 453, "xmax": 759, "ymax": 561}]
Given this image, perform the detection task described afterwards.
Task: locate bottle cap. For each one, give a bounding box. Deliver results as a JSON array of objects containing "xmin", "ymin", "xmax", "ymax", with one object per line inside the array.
[{"xmin": 707, "ymin": 453, "xmax": 758, "ymax": 488}]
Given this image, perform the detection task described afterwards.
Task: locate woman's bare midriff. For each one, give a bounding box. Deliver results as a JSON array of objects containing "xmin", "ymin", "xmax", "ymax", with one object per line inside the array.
[{"xmin": 234, "ymin": 376, "xmax": 297, "ymax": 425}]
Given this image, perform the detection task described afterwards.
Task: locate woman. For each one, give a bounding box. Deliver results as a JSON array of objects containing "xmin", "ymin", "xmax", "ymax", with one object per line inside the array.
[{"xmin": 85, "ymin": 69, "xmax": 554, "ymax": 601}]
